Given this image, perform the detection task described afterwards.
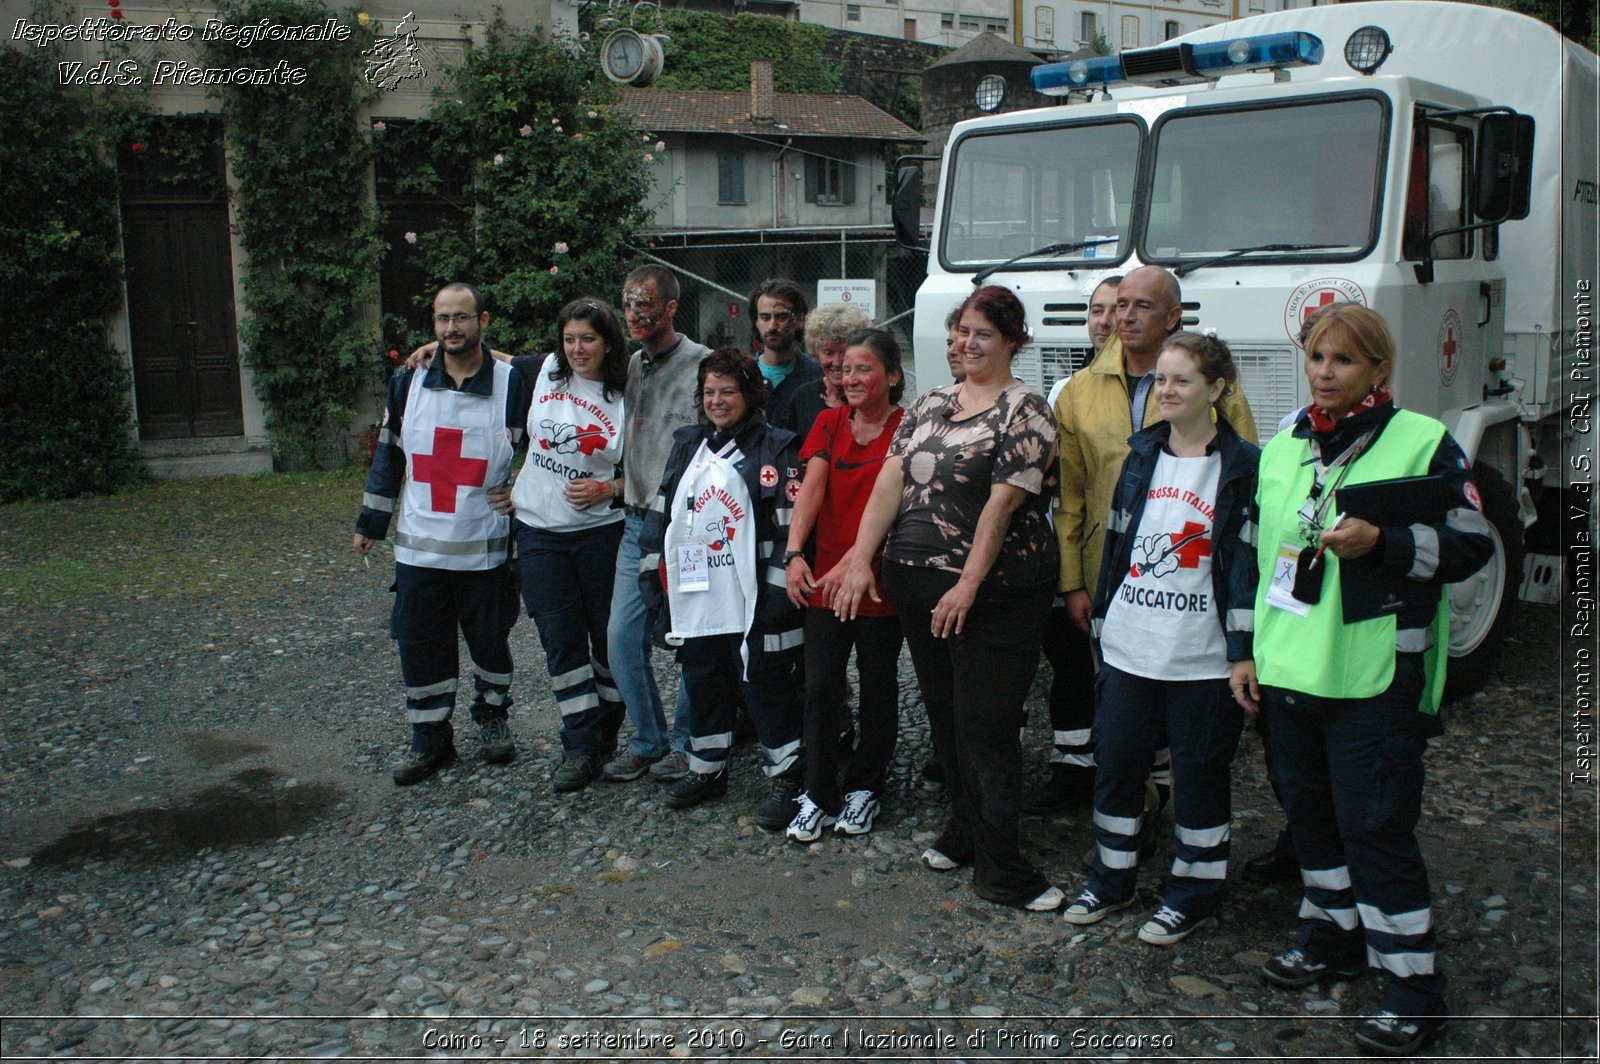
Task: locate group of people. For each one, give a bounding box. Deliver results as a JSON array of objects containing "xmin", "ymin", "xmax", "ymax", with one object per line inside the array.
[{"xmin": 354, "ymin": 262, "xmax": 1492, "ymax": 1057}]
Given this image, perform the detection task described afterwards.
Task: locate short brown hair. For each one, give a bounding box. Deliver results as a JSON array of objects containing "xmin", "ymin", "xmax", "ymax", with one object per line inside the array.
[{"xmin": 1161, "ymin": 330, "xmax": 1238, "ymax": 408}]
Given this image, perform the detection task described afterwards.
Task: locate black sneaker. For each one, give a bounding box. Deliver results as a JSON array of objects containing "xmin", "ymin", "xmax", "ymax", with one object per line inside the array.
[
  {"xmin": 664, "ymin": 770, "xmax": 728, "ymax": 810},
  {"xmin": 1137, "ymin": 904, "xmax": 1213, "ymax": 946},
  {"xmin": 755, "ymin": 778, "xmax": 802, "ymax": 831},
  {"xmin": 392, "ymin": 746, "xmax": 457, "ymax": 786},
  {"xmin": 477, "ymin": 718, "xmax": 516, "ymax": 765},
  {"xmin": 1353, "ymin": 1011, "xmax": 1442, "ymax": 1056},
  {"xmin": 1260, "ymin": 947, "xmax": 1366, "ymax": 988},
  {"xmin": 1062, "ymin": 889, "xmax": 1133, "ymax": 925},
  {"xmin": 551, "ymin": 753, "xmax": 596, "ymax": 793}
]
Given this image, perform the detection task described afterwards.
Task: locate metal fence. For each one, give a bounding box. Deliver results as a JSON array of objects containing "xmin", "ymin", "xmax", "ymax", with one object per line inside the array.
[{"xmin": 631, "ymin": 231, "xmax": 927, "ymax": 361}]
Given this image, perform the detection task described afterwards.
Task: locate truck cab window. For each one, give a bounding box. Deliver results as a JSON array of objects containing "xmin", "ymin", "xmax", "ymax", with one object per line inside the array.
[
  {"xmin": 1143, "ymin": 96, "xmax": 1386, "ymax": 266},
  {"xmin": 1402, "ymin": 120, "xmax": 1472, "ymax": 261},
  {"xmin": 940, "ymin": 120, "xmax": 1141, "ymax": 270}
]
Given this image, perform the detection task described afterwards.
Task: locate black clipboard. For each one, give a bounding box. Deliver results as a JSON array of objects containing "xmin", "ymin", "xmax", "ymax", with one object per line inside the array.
[{"xmin": 1333, "ymin": 474, "xmax": 1455, "ymax": 622}]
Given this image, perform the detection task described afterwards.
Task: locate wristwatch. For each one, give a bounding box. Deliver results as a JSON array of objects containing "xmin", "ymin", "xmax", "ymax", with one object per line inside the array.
[{"xmin": 782, "ymin": 550, "xmax": 806, "ymax": 566}]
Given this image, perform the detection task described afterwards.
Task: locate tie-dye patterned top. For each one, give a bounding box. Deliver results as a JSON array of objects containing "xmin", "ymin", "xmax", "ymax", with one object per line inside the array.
[{"xmin": 885, "ymin": 381, "xmax": 1060, "ymax": 587}]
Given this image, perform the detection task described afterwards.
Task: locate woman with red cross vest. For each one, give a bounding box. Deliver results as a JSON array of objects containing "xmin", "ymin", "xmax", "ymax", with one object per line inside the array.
[
  {"xmin": 1062, "ymin": 331, "xmax": 1259, "ymax": 946},
  {"xmin": 637, "ymin": 347, "xmax": 807, "ymax": 831},
  {"xmin": 504, "ymin": 298, "xmax": 631, "ymax": 794}
]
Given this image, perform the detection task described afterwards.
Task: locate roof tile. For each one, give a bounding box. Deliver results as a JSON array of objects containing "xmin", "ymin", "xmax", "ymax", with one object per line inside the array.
[{"xmin": 614, "ymin": 89, "xmax": 922, "ymax": 141}]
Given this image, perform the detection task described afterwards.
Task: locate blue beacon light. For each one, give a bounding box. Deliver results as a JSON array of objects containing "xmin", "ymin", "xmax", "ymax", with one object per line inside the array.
[
  {"xmin": 1032, "ymin": 31, "xmax": 1323, "ymax": 95},
  {"xmin": 1188, "ymin": 31, "xmax": 1324, "ymax": 75}
]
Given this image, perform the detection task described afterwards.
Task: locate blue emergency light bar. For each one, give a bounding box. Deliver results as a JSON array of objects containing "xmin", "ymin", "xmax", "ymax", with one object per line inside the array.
[{"xmin": 1032, "ymin": 31, "xmax": 1324, "ymax": 95}]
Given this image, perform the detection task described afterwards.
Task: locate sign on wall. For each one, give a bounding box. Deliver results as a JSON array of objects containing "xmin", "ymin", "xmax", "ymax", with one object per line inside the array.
[{"xmin": 817, "ymin": 280, "xmax": 876, "ymax": 321}]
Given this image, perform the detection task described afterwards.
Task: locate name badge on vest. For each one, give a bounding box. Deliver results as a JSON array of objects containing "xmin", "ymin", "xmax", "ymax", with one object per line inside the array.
[
  {"xmin": 678, "ymin": 542, "xmax": 709, "ymax": 592},
  {"xmin": 1265, "ymin": 542, "xmax": 1314, "ymax": 617}
]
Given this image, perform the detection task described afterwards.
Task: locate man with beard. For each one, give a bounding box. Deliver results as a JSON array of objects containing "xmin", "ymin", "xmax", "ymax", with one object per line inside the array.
[
  {"xmin": 599, "ymin": 265, "xmax": 716, "ymax": 784},
  {"xmin": 355, "ymin": 283, "xmax": 532, "ymax": 785},
  {"xmin": 749, "ymin": 278, "xmax": 821, "ymax": 431}
]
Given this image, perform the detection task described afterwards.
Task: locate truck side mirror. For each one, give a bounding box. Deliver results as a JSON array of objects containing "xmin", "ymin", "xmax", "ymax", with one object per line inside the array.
[
  {"xmin": 1474, "ymin": 113, "xmax": 1534, "ymax": 222},
  {"xmin": 892, "ymin": 162, "xmax": 927, "ymax": 251}
]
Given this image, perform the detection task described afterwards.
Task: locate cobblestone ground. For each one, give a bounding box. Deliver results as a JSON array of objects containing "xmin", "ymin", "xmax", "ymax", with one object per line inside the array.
[{"xmin": 0, "ymin": 474, "xmax": 1593, "ymax": 1061}]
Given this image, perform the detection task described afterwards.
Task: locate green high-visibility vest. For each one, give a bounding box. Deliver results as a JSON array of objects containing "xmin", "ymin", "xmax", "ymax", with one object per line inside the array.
[{"xmin": 1253, "ymin": 409, "xmax": 1451, "ymax": 712}]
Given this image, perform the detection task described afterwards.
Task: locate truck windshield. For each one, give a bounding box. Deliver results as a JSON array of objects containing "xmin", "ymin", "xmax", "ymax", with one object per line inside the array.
[
  {"xmin": 1143, "ymin": 96, "xmax": 1387, "ymax": 266},
  {"xmin": 942, "ymin": 119, "xmax": 1141, "ymax": 270}
]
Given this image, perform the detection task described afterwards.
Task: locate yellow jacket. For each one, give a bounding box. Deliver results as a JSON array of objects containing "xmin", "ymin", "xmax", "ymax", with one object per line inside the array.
[{"xmin": 1053, "ymin": 334, "xmax": 1258, "ymax": 594}]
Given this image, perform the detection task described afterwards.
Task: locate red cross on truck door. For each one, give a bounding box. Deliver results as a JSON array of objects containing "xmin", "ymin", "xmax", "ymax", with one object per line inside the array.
[{"xmin": 411, "ymin": 426, "xmax": 488, "ymax": 513}]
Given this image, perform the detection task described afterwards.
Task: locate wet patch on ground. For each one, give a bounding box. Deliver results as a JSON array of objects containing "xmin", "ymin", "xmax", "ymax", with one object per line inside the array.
[{"xmin": 31, "ymin": 769, "xmax": 343, "ymax": 866}]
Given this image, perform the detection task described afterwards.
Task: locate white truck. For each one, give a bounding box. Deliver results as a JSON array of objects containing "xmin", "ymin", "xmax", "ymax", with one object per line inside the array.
[{"xmin": 893, "ymin": 0, "xmax": 1597, "ymax": 692}]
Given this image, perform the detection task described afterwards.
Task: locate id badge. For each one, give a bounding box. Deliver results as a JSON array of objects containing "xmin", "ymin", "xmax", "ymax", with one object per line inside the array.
[
  {"xmin": 677, "ymin": 542, "xmax": 709, "ymax": 592},
  {"xmin": 1265, "ymin": 542, "xmax": 1312, "ymax": 617}
]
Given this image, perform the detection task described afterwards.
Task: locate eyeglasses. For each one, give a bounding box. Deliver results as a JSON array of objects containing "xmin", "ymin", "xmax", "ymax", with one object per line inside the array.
[{"xmin": 434, "ymin": 312, "xmax": 477, "ymax": 326}]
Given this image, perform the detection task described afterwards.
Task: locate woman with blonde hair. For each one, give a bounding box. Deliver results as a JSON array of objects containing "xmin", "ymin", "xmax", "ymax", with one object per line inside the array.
[{"xmin": 1242, "ymin": 303, "xmax": 1492, "ymax": 1056}]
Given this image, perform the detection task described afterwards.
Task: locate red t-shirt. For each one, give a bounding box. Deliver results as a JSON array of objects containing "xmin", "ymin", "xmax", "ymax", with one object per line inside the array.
[{"xmin": 799, "ymin": 404, "xmax": 905, "ymax": 616}]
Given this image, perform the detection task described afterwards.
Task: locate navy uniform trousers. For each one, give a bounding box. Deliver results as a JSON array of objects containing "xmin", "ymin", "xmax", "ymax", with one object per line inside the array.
[
  {"xmin": 391, "ymin": 561, "xmax": 518, "ymax": 755},
  {"xmin": 1265, "ymin": 653, "xmax": 1445, "ymax": 1017}
]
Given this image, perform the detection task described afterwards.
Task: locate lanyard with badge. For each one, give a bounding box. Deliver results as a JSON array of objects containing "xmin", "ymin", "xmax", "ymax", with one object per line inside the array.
[
  {"xmin": 676, "ymin": 437, "xmax": 737, "ymax": 592},
  {"xmin": 1265, "ymin": 430, "xmax": 1374, "ymax": 614}
]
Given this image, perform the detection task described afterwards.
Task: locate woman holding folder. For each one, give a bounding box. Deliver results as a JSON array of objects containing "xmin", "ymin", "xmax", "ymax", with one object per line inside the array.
[{"xmin": 1234, "ymin": 304, "xmax": 1492, "ymax": 1057}]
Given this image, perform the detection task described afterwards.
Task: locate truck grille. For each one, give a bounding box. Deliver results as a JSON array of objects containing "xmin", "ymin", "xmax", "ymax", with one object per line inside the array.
[
  {"xmin": 1230, "ymin": 346, "xmax": 1303, "ymax": 442},
  {"xmin": 1027, "ymin": 344, "xmax": 1096, "ymax": 394}
]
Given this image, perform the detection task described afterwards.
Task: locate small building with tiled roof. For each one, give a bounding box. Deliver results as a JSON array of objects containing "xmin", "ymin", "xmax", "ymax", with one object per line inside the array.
[{"xmin": 612, "ymin": 60, "xmax": 921, "ymax": 233}]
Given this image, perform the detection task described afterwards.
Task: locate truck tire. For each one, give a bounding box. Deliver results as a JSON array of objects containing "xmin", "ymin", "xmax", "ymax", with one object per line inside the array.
[{"xmin": 1443, "ymin": 465, "xmax": 1523, "ymax": 702}]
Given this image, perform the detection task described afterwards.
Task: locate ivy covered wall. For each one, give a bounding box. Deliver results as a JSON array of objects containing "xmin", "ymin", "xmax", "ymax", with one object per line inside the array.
[{"xmin": 0, "ymin": 49, "xmax": 144, "ymax": 502}]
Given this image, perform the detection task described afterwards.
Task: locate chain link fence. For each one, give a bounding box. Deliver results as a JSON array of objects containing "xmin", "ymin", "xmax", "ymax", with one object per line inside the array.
[{"xmin": 633, "ymin": 232, "xmax": 927, "ymax": 374}]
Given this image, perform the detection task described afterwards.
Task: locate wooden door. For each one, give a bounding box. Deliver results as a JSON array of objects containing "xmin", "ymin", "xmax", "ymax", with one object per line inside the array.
[{"xmin": 124, "ymin": 205, "xmax": 243, "ymax": 439}]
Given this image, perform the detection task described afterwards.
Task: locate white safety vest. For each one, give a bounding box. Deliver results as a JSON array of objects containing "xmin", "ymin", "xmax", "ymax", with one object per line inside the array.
[
  {"xmin": 663, "ymin": 438, "xmax": 757, "ymax": 645},
  {"xmin": 395, "ymin": 361, "xmax": 515, "ymax": 570}
]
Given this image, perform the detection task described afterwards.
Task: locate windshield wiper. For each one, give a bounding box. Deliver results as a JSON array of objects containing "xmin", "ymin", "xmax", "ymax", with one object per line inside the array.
[
  {"xmin": 972, "ymin": 238, "xmax": 1121, "ymax": 286},
  {"xmin": 1172, "ymin": 243, "xmax": 1348, "ymax": 278}
]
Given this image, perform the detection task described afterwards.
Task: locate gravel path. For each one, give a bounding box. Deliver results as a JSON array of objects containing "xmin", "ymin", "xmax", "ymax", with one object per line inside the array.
[{"xmin": 0, "ymin": 473, "xmax": 1593, "ymax": 1060}]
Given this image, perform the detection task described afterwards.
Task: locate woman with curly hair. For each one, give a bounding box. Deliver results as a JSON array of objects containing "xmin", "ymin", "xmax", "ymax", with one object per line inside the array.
[{"xmin": 638, "ymin": 347, "xmax": 808, "ymax": 830}]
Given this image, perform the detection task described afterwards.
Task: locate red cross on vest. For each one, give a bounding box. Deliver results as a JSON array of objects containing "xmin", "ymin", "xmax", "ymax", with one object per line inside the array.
[
  {"xmin": 412, "ymin": 426, "xmax": 488, "ymax": 513},
  {"xmin": 1170, "ymin": 521, "xmax": 1213, "ymax": 569}
]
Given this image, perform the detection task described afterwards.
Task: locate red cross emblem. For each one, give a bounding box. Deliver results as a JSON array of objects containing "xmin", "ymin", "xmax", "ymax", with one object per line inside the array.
[
  {"xmin": 1301, "ymin": 290, "xmax": 1337, "ymax": 324},
  {"xmin": 411, "ymin": 427, "xmax": 488, "ymax": 513},
  {"xmin": 759, "ymin": 464, "xmax": 778, "ymax": 488},
  {"xmin": 1170, "ymin": 521, "xmax": 1213, "ymax": 569},
  {"xmin": 1441, "ymin": 326, "xmax": 1458, "ymax": 372}
]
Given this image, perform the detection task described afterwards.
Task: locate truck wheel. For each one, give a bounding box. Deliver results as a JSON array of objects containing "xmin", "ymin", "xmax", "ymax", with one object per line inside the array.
[{"xmin": 1444, "ymin": 465, "xmax": 1523, "ymax": 702}]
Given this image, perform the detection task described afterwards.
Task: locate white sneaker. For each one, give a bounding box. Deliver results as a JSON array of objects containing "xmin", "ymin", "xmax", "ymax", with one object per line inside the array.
[
  {"xmin": 785, "ymin": 793, "xmax": 837, "ymax": 844},
  {"xmin": 834, "ymin": 789, "xmax": 880, "ymax": 835},
  {"xmin": 1025, "ymin": 886, "xmax": 1066, "ymax": 912}
]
